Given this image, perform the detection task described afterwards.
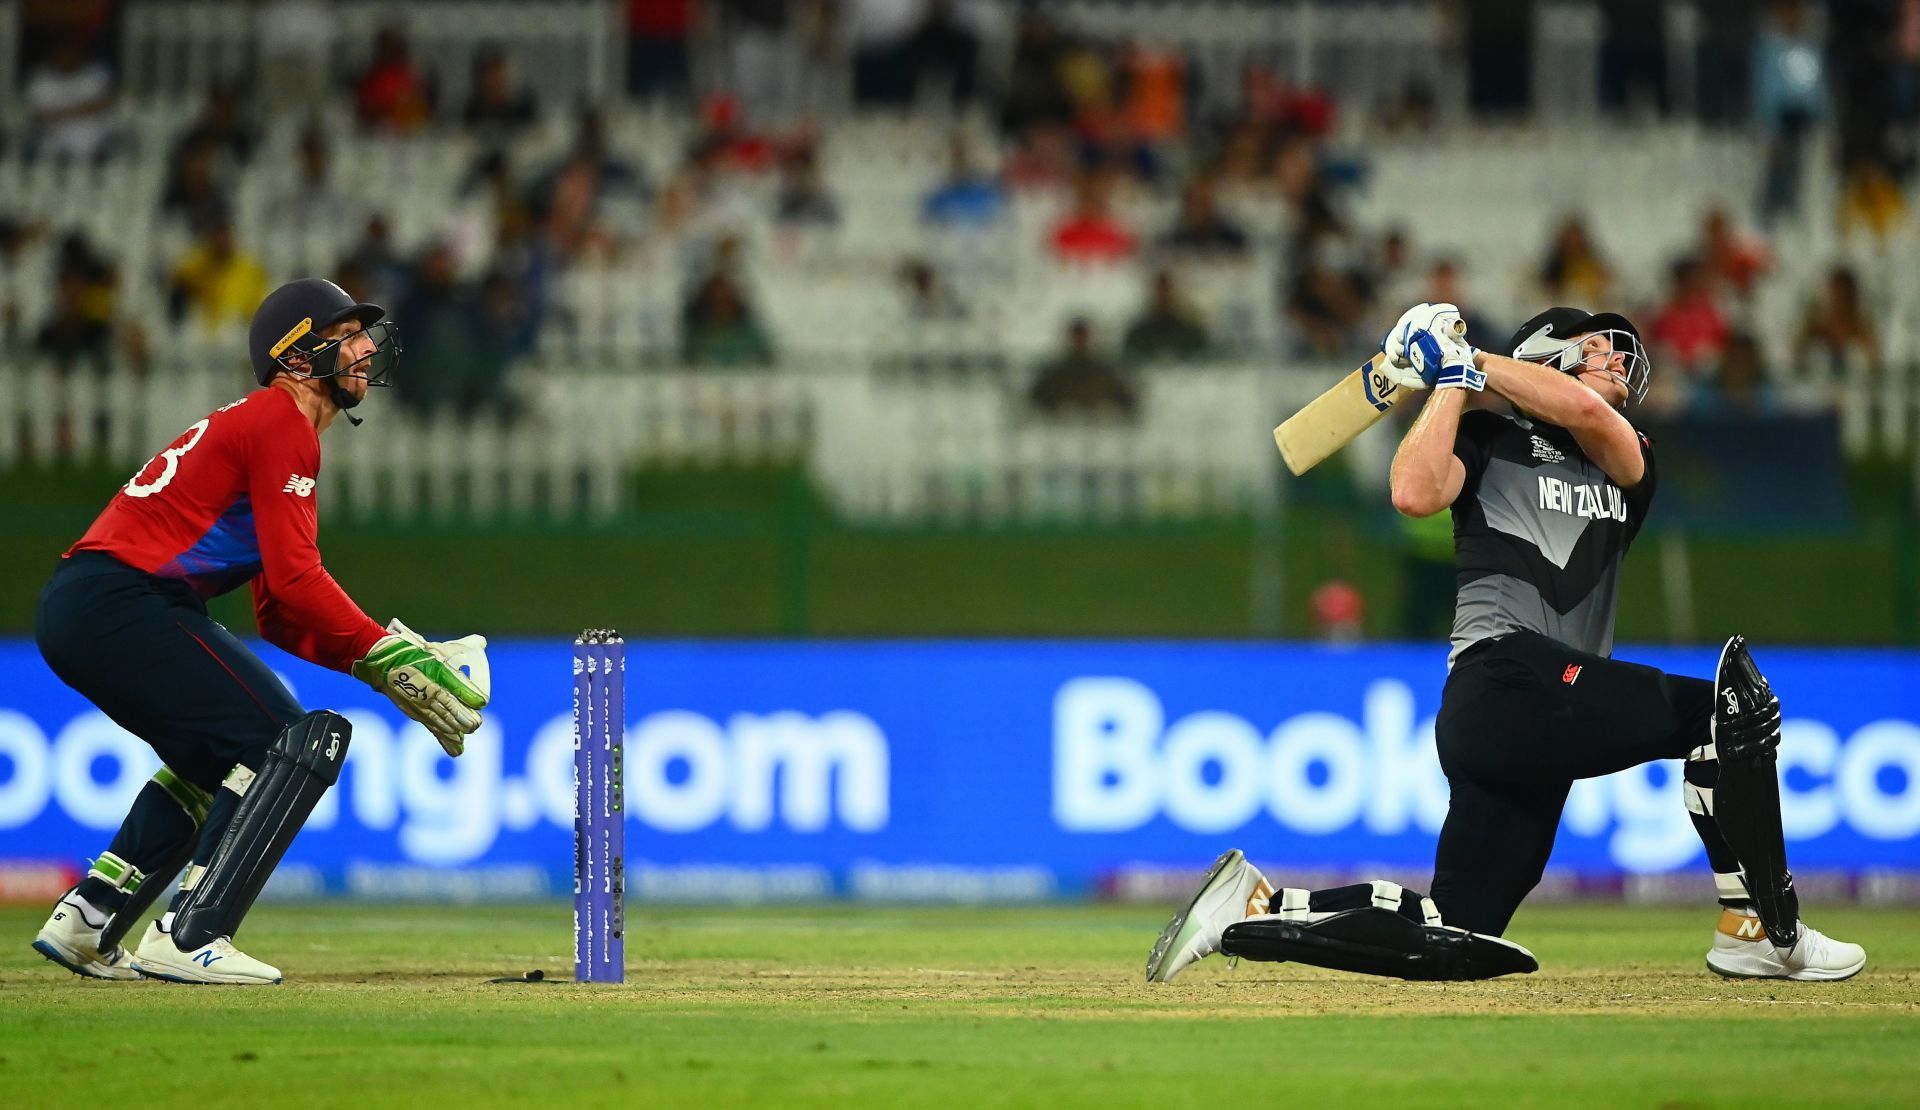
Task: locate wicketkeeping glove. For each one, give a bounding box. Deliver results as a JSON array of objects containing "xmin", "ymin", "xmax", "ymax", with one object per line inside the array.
[{"xmin": 352, "ymin": 619, "xmax": 491, "ymax": 756}]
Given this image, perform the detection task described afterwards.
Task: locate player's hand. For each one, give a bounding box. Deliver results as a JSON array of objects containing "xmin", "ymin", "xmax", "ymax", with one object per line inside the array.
[
  {"xmin": 1383, "ymin": 303, "xmax": 1463, "ymax": 369},
  {"xmin": 352, "ymin": 619, "xmax": 491, "ymax": 756},
  {"xmin": 1410, "ymin": 326, "xmax": 1486, "ymax": 392}
]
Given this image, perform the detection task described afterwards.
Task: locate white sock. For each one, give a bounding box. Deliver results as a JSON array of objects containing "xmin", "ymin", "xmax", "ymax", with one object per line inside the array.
[{"xmin": 158, "ymin": 911, "xmax": 175, "ymax": 933}]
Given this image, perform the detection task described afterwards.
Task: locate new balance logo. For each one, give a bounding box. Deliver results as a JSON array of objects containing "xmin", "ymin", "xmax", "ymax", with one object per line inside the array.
[
  {"xmin": 194, "ymin": 949, "xmax": 224, "ymax": 967},
  {"xmin": 1735, "ymin": 917, "xmax": 1766, "ymax": 940},
  {"xmin": 283, "ymin": 475, "xmax": 315, "ymax": 497},
  {"xmin": 1562, "ymin": 665, "xmax": 1582, "ymax": 685}
]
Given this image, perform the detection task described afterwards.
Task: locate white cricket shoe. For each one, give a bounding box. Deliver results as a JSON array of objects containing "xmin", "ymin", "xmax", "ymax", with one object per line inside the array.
[
  {"xmin": 31, "ymin": 890, "xmax": 140, "ymax": 980},
  {"xmin": 131, "ymin": 922, "xmax": 282, "ymax": 985},
  {"xmin": 1706, "ymin": 909, "xmax": 1866, "ymax": 982},
  {"xmin": 1145, "ymin": 849, "xmax": 1275, "ymax": 983}
]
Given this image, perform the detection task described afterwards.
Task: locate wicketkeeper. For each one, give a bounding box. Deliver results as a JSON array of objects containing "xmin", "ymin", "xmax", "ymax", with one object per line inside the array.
[
  {"xmin": 32, "ymin": 278, "xmax": 491, "ymax": 984},
  {"xmin": 1147, "ymin": 303, "xmax": 1866, "ymax": 984}
]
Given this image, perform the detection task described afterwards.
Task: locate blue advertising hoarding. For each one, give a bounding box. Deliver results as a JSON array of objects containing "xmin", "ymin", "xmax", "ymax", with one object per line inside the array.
[{"xmin": 1, "ymin": 640, "xmax": 1915, "ymax": 898}]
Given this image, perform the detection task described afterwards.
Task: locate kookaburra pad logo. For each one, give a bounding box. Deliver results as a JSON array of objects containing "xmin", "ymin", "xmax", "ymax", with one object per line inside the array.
[{"xmin": 1536, "ymin": 475, "xmax": 1627, "ymax": 521}]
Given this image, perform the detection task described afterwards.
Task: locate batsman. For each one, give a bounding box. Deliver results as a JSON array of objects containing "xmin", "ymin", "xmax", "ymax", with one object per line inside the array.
[
  {"xmin": 1148, "ymin": 303, "xmax": 1867, "ymax": 984},
  {"xmin": 31, "ymin": 278, "xmax": 491, "ymax": 985}
]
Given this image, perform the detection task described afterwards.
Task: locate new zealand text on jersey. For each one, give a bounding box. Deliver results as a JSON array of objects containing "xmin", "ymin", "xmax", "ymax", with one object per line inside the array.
[{"xmin": 1536, "ymin": 475, "xmax": 1628, "ymax": 521}]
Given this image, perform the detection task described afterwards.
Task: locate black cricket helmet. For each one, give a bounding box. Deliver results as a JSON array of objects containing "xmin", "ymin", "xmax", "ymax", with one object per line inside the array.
[
  {"xmin": 248, "ymin": 278, "xmax": 402, "ymax": 406},
  {"xmin": 1508, "ymin": 306, "xmax": 1650, "ymax": 405}
]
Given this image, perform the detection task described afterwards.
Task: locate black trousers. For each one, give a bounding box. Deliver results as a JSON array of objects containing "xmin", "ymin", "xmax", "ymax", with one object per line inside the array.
[
  {"xmin": 1430, "ymin": 630, "xmax": 1715, "ymax": 935},
  {"xmin": 35, "ymin": 552, "xmax": 303, "ymax": 793}
]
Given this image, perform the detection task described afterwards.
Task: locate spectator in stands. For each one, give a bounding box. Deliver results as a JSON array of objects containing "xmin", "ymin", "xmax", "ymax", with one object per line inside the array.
[
  {"xmin": 681, "ymin": 272, "xmax": 775, "ymax": 367},
  {"xmin": 355, "ymin": 24, "xmax": 435, "ymax": 134},
  {"xmin": 1696, "ymin": 0, "xmax": 1759, "ymax": 128},
  {"xmin": 1753, "ymin": 0, "xmax": 1826, "ymax": 227},
  {"xmin": 257, "ymin": 0, "xmax": 334, "ymax": 117},
  {"xmin": 1796, "ymin": 265, "xmax": 1882, "ymax": 379},
  {"xmin": 35, "ymin": 234, "xmax": 118, "ymax": 377},
  {"xmin": 1698, "ymin": 206, "xmax": 1770, "ymax": 301},
  {"xmin": 1158, "ymin": 178, "xmax": 1248, "ymax": 258},
  {"xmin": 532, "ymin": 110, "xmax": 650, "ymax": 262},
  {"xmin": 1838, "ymin": 157, "xmax": 1908, "ymax": 240},
  {"xmin": 922, "ymin": 136, "xmax": 1005, "ymax": 227},
  {"xmin": 1267, "ymin": 132, "xmax": 1320, "ymax": 209},
  {"xmin": 1422, "ymin": 257, "xmax": 1499, "ymax": 345},
  {"xmin": 1050, "ymin": 174, "xmax": 1136, "ymax": 263},
  {"xmin": 849, "ymin": 0, "xmax": 922, "ymax": 106},
  {"xmin": 462, "ymin": 47, "xmax": 539, "ymax": 147},
  {"xmin": 627, "ymin": 0, "xmax": 694, "ymax": 100},
  {"xmin": 1028, "ymin": 317, "xmax": 1137, "ymax": 419},
  {"xmin": 720, "ymin": 0, "xmax": 802, "ymax": 123},
  {"xmin": 168, "ymin": 217, "xmax": 269, "ymax": 331},
  {"xmin": 395, "ymin": 242, "xmax": 485, "ymax": 419},
  {"xmin": 898, "ymin": 258, "xmax": 967, "ymax": 321},
  {"xmin": 1122, "ymin": 270, "xmax": 1210, "ymax": 364},
  {"xmin": 1598, "ymin": 0, "xmax": 1670, "ymax": 117},
  {"xmin": 1003, "ymin": 123, "xmax": 1079, "ymax": 191},
  {"xmin": 1649, "ymin": 256, "xmax": 1732, "ymax": 381},
  {"xmin": 0, "ymin": 218, "xmax": 46, "ymax": 342},
  {"xmin": 1000, "ymin": 11, "xmax": 1074, "ymax": 134},
  {"xmin": 774, "ymin": 148, "xmax": 840, "ymax": 227},
  {"xmin": 172, "ymin": 84, "xmax": 256, "ymax": 172},
  {"xmin": 25, "ymin": 32, "xmax": 119, "ymax": 163},
  {"xmin": 1284, "ymin": 196, "xmax": 1371, "ymax": 357},
  {"xmin": 911, "ymin": 0, "xmax": 985, "ymax": 106},
  {"xmin": 1539, "ymin": 216, "xmax": 1612, "ymax": 303},
  {"xmin": 1693, "ymin": 332, "xmax": 1778, "ymax": 418},
  {"xmin": 1212, "ymin": 121, "xmax": 1270, "ymax": 194},
  {"xmin": 1368, "ymin": 226, "xmax": 1423, "ymax": 313},
  {"xmin": 1121, "ymin": 42, "xmax": 1186, "ymax": 145},
  {"xmin": 661, "ymin": 139, "xmax": 756, "ymax": 270},
  {"xmin": 160, "ymin": 138, "xmax": 232, "ymax": 237},
  {"xmin": 468, "ymin": 267, "xmax": 536, "ymax": 420},
  {"xmin": 338, "ymin": 214, "xmax": 408, "ymax": 311},
  {"xmin": 266, "ymin": 125, "xmax": 360, "ymax": 235}
]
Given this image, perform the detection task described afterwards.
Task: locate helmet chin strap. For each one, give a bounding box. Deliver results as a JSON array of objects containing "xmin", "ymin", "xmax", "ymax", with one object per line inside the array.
[{"xmin": 330, "ymin": 379, "xmax": 364, "ymax": 426}]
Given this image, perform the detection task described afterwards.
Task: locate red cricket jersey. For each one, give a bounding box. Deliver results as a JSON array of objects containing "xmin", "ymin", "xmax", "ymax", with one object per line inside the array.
[{"xmin": 68, "ymin": 388, "xmax": 386, "ymax": 672}]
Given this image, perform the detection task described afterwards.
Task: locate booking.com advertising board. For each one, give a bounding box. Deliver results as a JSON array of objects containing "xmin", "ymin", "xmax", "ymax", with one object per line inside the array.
[{"xmin": 2, "ymin": 640, "xmax": 1917, "ymax": 900}]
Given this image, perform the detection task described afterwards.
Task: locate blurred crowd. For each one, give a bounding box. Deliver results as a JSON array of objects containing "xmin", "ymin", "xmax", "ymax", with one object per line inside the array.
[{"xmin": 0, "ymin": 0, "xmax": 1912, "ymax": 430}]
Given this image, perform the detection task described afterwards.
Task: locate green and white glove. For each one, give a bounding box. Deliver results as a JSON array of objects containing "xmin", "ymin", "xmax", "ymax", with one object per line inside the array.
[{"xmin": 352, "ymin": 619, "xmax": 491, "ymax": 756}]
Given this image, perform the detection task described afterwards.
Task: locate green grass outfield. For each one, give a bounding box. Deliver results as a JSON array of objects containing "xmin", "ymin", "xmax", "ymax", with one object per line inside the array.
[{"xmin": 2, "ymin": 903, "xmax": 1917, "ymax": 1108}]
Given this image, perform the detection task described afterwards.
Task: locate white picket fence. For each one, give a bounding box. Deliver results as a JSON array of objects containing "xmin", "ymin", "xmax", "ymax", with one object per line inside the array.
[{"xmin": 0, "ymin": 356, "xmax": 1293, "ymax": 524}]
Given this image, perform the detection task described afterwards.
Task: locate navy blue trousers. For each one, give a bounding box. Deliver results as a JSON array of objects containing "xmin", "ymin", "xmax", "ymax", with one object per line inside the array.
[{"xmin": 36, "ymin": 552, "xmax": 303, "ymax": 793}]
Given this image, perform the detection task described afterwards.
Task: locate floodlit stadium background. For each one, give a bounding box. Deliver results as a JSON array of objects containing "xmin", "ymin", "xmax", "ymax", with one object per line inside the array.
[{"xmin": 0, "ymin": 0, "xmax": 1915, "ymax": 906}]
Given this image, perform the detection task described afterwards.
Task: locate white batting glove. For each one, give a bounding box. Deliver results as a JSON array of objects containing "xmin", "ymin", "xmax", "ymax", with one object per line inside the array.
[
  {"xmin": 351, "ymin": 619, "xmax": 492, "ymax": 756},
  {"xmin": 1410, "ymin": 326, "xmax": 1485, "ymax": 392},
  {"xmin": 1383, "ymin": 302, "xmax": 1463, "ymax": 369},
  {"xmin": 1377, "ymin": 358, "xmax": 1430, "ymax": 392}
]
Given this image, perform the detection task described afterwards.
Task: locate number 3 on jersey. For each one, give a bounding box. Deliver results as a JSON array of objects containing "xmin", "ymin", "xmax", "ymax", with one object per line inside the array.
[{"xmin": 125, "ymin": 419, "xmax": 211, "ymax": 499}]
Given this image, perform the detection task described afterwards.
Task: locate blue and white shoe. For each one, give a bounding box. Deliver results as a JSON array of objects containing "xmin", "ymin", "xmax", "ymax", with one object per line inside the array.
[
  {"xmin": 131, "ymin": 921, "xmax": 282, "ymax": 985},
  {"xmin": 32, "ymin": 889, "xmax": 140, "ymax": 980}
]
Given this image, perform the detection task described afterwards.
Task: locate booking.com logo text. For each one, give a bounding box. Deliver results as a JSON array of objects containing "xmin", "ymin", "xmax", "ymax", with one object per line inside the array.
[
  {"xmin": 0, "ymin": 706, "xmax": 889, "ymax": 863},
  {"xmin": 1051, "ymin": 676, "xmax": 1920, "ymax": 870}
]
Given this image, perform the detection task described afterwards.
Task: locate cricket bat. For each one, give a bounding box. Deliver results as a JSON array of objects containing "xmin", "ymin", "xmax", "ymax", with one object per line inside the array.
[{"xmin": 1272, "ymin": 318, "xmax": 1468, "ymax": 476}]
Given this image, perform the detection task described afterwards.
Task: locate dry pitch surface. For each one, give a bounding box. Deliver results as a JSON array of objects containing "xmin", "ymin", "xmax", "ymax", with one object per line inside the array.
[{"xmin": 2, "ymin": 902, "xmax": 1917, "ymax": 1107}]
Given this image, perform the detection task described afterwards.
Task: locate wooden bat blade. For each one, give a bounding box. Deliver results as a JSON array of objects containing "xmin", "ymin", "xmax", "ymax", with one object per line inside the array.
[{"xmin": 1273, "ymin": 352, "xmax": 1408, "ymax": 476}]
